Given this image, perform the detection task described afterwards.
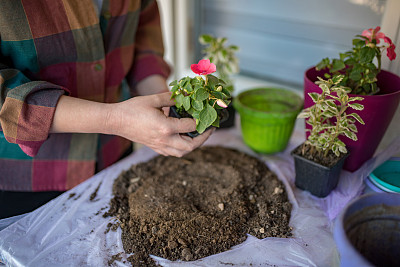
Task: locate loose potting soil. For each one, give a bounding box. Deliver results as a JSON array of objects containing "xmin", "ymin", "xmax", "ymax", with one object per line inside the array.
[
  {"xmin": 292, "ymin": 143, "xmax": 346, "ymax": 168},
  {"xmin": 104, "ymin": 146, "xmax": 292, "ymax": 266}
]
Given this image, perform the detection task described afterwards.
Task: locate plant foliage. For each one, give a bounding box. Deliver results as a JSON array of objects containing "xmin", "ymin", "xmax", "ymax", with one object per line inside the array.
[
  {"xmin": 298, "ymin": 75, "xmax": 365, "ymax": 157},
  {"xmin": 170, "ymin": 60, "xmax": 231, "ymax": 134},
  {"xmin": 199, "ymin": 34, "xmax": 239, "ymax": 93},
  {"xmin": 316, "ymin": 26, "xmax": 396, "ymax": 95}
]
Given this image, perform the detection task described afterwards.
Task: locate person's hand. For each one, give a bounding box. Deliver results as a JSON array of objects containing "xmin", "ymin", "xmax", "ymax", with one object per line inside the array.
[{"xmin": 108, "ymin": 92, "xmax": 213, "ymax": 157}]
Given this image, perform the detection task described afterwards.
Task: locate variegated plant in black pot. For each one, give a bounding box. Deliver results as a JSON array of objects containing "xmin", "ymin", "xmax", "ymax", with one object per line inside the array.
[{"xmin": 291, "ymin": 75, "xmax": 365, "ymax": 197}]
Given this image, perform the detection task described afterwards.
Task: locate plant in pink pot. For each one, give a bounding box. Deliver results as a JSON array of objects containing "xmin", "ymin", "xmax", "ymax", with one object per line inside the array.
[{"xmin": 304, "ymin": 26, "xmax": 400, "ymax": 172}]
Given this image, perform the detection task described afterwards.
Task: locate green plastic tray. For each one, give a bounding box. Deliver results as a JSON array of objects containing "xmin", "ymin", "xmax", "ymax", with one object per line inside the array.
[{"xmin": 369, "ymin": 158, "xmax": 400, "ymax": 193}]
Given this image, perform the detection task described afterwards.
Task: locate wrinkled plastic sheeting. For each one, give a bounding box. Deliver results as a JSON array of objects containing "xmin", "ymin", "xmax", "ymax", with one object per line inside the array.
[{"xmin": 1, "ymin": 127, "xmax": 398, "ymax": 267}]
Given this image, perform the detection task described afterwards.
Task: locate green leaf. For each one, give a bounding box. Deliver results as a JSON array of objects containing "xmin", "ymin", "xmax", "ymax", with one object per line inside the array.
[
  {"xmin": 222, "ymin": 88, "xmax": 231, "ymax": 97},
  {"xmin": 221, "ymin": 49, "xmax": 228, "ymax": 59},
  {"xmin": 348, "ymin": 113, "xmax": 365, "ymax": 124},
  {"xmin": 322, "ymin": 110, "xmax": 335, "ymax": 118},
  {"xmin": 343, "ymin": 130, "xmax": 358, "ymax": 141},
  {"xmin": 348, "ymin": 96, "xmax": 364, "ymax": 102},
  {"xmin": 326, "ymin": 100, "xmax": 337, "ymax": 109},
  {"xmin": 199, "ymin": 103, "xmax": 217, "ymax": 129},
  {"xmin": 184, "ymin": 82, "xmax": 193, "ymax": 92},
  {"xmin": 338, "ymin": 144, "xmax": 347, "ymax": 154},
  {"xmin": 332, "ymin": 74, "xmax": 344, "ymax": 84},
  {"xmin": 336, "ymin": 140, "xmax": 346, "ymax": 148},
  {"xmin": 308, "ymin": 93, "xmax": 319, "ymax": 104},
  {"xmin": 211, "ymin": 116, "xmax": 220, "ymax": 127},
  {"xmin": 229, "ymin": 45, "xmax": 239, "ymax": 51},
  {"xmin": 316, "ymin": 58, "xmax": 329, "ymax": 70},
  {"xmin": 169, "ymin": 80, "xmax": 178, "ymax": 86},
  {"xmin": 353, "ymin": 38, "xmax": 365, "ymax": 47},
  {"xmin": 211, "ymin": 91, "xmax": 224, "ymax": 100},
  {"xmin": 339, "ymin": 53, "xmax": 348, "ymax": 61},
  {"xmin": 344, "ymin": 58, "xmax": 356, "ymax": 66},
  {"xmin": 192, "ymin": 110, "xmax": 200, "ymax": 119},
  {"xmin": 174, "ymin": 93, "xmax": 184, "ymax": 108},
  {"xmin": 199, "ymin": 34, "xmax": 213, "ymax": 44},
  {"xmin": 194, "ymin": 88, "xmax": 209, "ymax": 101},
  {"xmin": 192, "ymin": 99, "xmax": 204, "ymax": 111},
  {"xmin": 207, "ymin": 75, "xmax": 219, "ymax": 87},
  {"xmin": 183, "ymin": 96, "xmax": 191, "ymax": 110},
  {"xmin": 218, "ymin": 78, "xmax": 227, "ymax": 85},
  {"xmin": 332, "ymin": 145, "xmax": 340, "ymax": 157},
  {"xmin": 360, "ymin": 46, "xmax": 376, "ymax": 63},
  {"xmin": 347, "ymin": 124, "xmax": 357, "ymax": 133},
  {"xmin": 331, "ymin": 59, "xmax": 346, "ymax": 72},
  {"xmin": 170, "ymin": 85, "xmax": 179, "ymax": 95},
  {"xmin": 196, "ymin": 119, "xmax": 208, "ymax": 134},
  {"xmin": 297, "ymin": 110, "xmax": 311, "ymax": 119},
  {"xmin": 349, "ymin": 69, "xmax": 362, "ymax": 81},
  {"xmin": 348, "ymin": 103, "xmax": 364, "ymax": 111}
]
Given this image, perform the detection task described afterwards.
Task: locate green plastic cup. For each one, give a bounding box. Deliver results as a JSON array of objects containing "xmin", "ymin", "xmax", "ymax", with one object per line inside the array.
[{"xmin": 234, "ymin": 88, "xmax": 303, "ymax": 154}]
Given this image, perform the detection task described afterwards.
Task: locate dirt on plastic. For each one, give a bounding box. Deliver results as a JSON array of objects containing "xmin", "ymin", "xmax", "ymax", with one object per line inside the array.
[{"xmin": 104, "ymin": 146, "xmax": 292, "ymax": 266}]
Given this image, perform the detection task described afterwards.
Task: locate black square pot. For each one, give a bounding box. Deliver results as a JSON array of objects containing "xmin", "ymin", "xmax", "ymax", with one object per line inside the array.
[
  {"xmin": 218, "ymin": 102, "xmax": 236, "ymax": 129},
  {"xmin": 291, "ymin": 146, "xmax": 348, "ymax": 198}
]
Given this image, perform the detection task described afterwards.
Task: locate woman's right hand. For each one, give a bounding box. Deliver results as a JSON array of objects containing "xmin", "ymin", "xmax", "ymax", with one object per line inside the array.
[
  {"xmin": 51, "ymin": 92, "xmax": 213, "ymax": 157},
  {"xmin": 107, "ymin": 92, "xmax": 213, "ymax": 157}
]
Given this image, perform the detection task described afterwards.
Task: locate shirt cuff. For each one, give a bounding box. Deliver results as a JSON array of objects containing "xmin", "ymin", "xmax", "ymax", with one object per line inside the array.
[{"xmin": 0, "ymin": 86, "xmax": 67, "ymax": 157}]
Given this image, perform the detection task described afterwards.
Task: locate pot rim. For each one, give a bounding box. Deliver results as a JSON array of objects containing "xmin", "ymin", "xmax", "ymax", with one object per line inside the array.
[
  {"xmin": 304, "ymin": 66, "xmax": 400, "ymax": 98},
  {"xmin": 234, "ymin": 87, "xmax": 303, "ymax": 117},
  {"xmin": 334, "ymin": 193, "xmax": 400, "ymax": 266},
  {"xmin": 291, "ymin": 144, "xmax": 349, "ymax": 171}
]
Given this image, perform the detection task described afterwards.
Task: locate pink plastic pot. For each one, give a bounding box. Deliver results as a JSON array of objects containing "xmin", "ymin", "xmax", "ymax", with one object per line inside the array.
[{"xmin": 304, "ymin": 67, "xmax": 400, "ymax": 172}]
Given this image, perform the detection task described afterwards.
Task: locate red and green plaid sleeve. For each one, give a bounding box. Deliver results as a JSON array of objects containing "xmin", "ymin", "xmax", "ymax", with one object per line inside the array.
[
  {"xmin": 127, "ymin": 1, "xmax": 170, "ymax": 93},
  {"xmin": 0, "ymin": 0, "xmax": 170, "ymax": 192},
  {"xmin": 0, "ymin": 64, "xmax": 68, "ymax": 157}
]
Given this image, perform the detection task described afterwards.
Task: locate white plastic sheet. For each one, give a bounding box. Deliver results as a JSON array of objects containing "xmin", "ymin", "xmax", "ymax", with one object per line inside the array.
[{"xmin": 1, "ymin": 123, "xmax": 398, "ymax": 267}]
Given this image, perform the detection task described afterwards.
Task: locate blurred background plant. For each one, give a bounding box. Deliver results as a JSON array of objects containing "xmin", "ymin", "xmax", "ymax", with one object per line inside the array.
[{"xmin": 199, "ymin": 34, "xmax": 240, "ymax": 93}]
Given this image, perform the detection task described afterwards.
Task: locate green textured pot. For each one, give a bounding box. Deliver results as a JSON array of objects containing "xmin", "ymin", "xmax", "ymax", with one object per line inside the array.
[{"xmin": 234, "ymin": 88, "xmax": 303, "ymax": 154}]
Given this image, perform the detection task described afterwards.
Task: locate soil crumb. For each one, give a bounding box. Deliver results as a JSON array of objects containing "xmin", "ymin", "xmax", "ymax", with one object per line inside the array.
[
  {"xmin": 104, "ymin": 146, "xmax": 292, "ymax": 266},
  {"xmin": 90, "ymin": 181, "xmax": 102, "ymax": 201}
]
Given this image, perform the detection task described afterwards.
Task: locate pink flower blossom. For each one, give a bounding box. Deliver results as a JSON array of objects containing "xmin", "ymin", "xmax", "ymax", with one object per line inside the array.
[
  {"xmin": 362, "ymin": 26, "xmax": 385, "ymax": 44},
  {"xmin": 191, "ymin": 59, "xmax": 216, "ymax": 75},
  {"xmin": 216, "ymin": 99, "xmax": 228, "ymax": 108},
  {"xmin": 384, "ymin": 36, "xmax": 397, "ymax": 61}
]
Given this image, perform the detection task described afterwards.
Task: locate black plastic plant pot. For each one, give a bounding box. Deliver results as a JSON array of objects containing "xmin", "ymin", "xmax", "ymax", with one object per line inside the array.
[
  {"xmin": 218, "ymin": 101, "xmax": 236, "ymax": 129},
  {"xmin": 291, "ymin": 145, "xmax": 348, "ymax": 198},
  {"xmin": 169, "ymin": 106, "xmax": 229, "ymax": 138}
]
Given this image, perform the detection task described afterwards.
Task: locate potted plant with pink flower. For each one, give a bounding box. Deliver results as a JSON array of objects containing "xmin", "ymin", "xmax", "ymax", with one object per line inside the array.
[
  {"xmin": 304, "ymin": 26, "xmax": 400, "ymax": 171},
  {"xmin": 169, "ymin": 59, "xmax": 231, "ymax": 137},
  {"xmin": 199, "ymin": 34, "xmax": 240, "ymax": 128}
]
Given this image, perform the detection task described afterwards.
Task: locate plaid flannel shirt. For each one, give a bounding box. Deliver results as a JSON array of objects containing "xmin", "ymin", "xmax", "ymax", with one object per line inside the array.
[{"xmin": 0, "ymin": 0, "xmax": 170, "ymax": 191}]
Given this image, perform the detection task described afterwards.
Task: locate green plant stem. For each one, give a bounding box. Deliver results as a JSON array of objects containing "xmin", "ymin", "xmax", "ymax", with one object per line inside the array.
[{"xmin": 377, "ymin": 49, "xmax": 382, "ymax": 73}]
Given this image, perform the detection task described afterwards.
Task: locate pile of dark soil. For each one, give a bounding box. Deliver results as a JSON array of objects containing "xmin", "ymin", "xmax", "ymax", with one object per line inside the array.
[{"xmin": 104, "ymin": 146, "xmax": 292, "ymax": 266}]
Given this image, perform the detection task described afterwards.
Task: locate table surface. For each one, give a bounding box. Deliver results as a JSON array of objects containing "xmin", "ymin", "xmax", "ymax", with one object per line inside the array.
[{"xmin": 1, "ymin": 123, "xmax": 399, "ymax": 267}]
